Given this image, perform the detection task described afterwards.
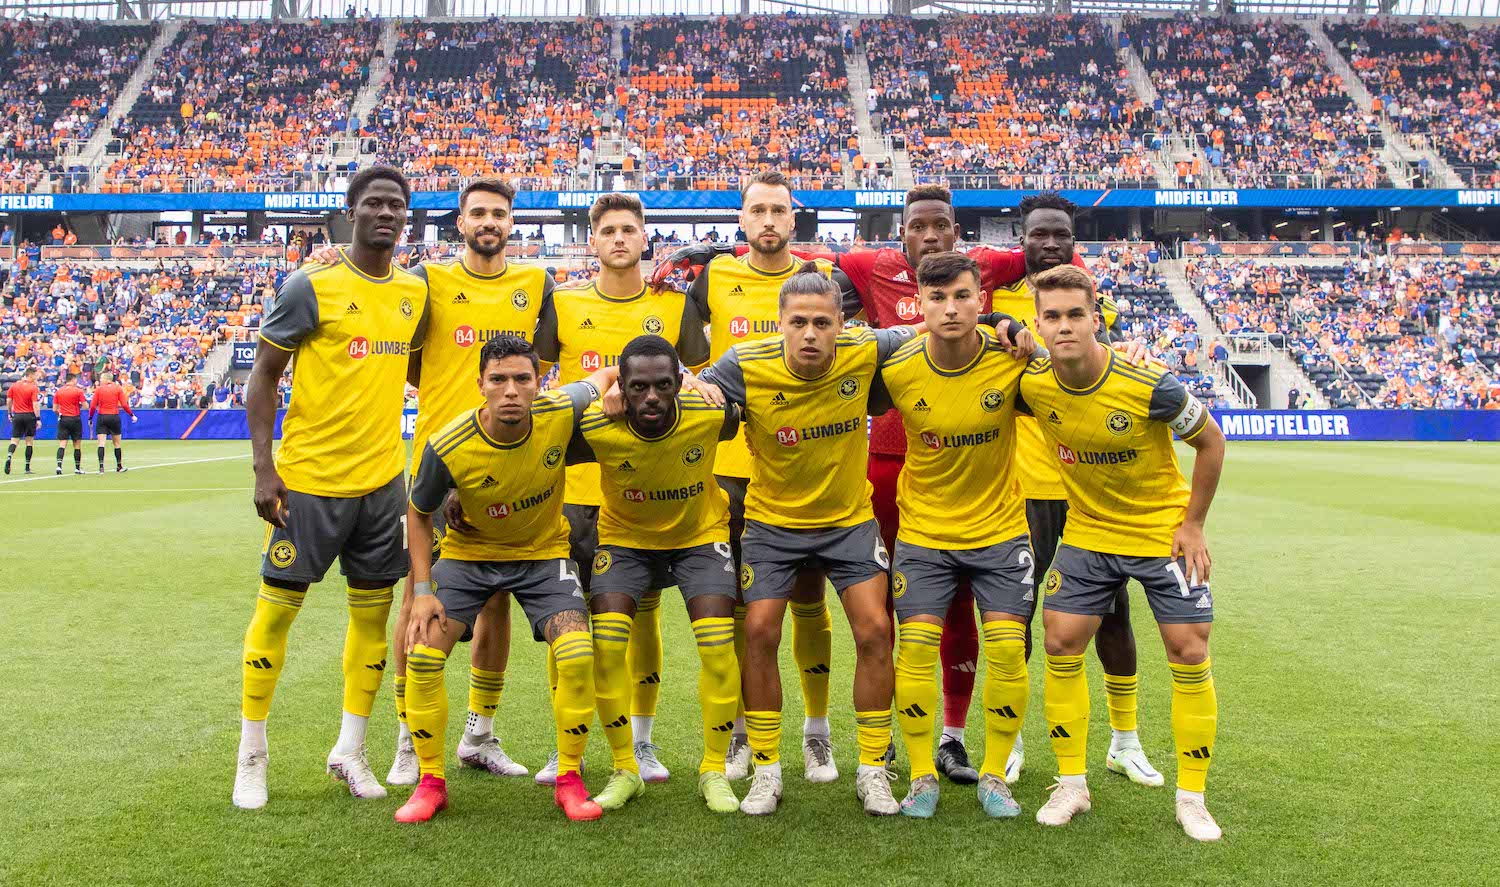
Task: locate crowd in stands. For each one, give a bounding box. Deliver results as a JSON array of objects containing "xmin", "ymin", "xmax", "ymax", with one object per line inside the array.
[
  {"xmin": 1331, "ymin": 18, "xmax": 1500, "ymax": 188},
  {"xmin": 1128, "ymin": 15, "xmax": 1388, "ymax": 189}
]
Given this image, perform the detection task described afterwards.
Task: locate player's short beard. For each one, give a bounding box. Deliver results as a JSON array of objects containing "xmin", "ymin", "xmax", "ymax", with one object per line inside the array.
[
  {"xmin": 1026, "ymin": 247, "xmax": 1074, "ymax": 278},
  {"xmin": 749, "ymin": 231, "xmax": 789, "ymax": 256},
  {"xmin": 466, "ymin": 231, "xmax": 505, "ymax": 258}
]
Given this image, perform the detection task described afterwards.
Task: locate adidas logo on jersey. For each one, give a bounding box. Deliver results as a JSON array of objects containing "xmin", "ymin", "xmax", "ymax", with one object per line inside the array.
[
  {"xmin": 1048, "ymin": 410, "xmax": 1063, "ymax": 425},
  {"xmin": 480, "ymin": 474, "xmax": 498, "ymax": 488},
  {"xmin": 893, "ymin": 270, "xmax": 911, "ymax": 283},
  {"xmin": 914, "ymin": 397, "xmax": 930, "ymax": 411},
  {"xmin": 617, "ymin": 460, "xmax": 635, "ymax": 472},
  {"xmin": 346, "ymin": 302, "xmax": 361, "ymax": 314},
  {"xmin": 771, "ymin": 392, "xmax": 788, "ymax": 405},
  {"xmin": 729, "ymin": 285, "xmax": 745, "ymax": 295},
  {"xmin": 453, "ymin": 292, "xmax": 469, "ymax": 304},
  {"xmin": 579, "ymin": 318, "xmax": 595, "ymax": 330}
]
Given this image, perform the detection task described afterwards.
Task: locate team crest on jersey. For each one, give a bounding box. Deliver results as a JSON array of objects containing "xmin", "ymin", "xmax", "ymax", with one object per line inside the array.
[
  {"xmin": 399, "ymin": 297, "xmax": 415, "ymax": 319},
  {"xmin": 642, "ymin": 315, "xmax": 664, "ymax": 335},
  {"xmin": 1106, "ymin": 410, "xmax": 1133, "ymax": 435},
  {"xmin": 892, "ymin": 571, "xmax": 907, "ymax": 599},
  {"xmin": 511, "ymin": 289, "xmax": 529, "ymax": 310},
  {"xmin": 981, "ymin": 388, "xmax": 1005, "ymax": 412},
  {"xmin": 543, "ymin": 446, "xmax": 563, "ymax": 469},
  {"xmin": 592, "ymin": 550, "xmax": 612, "ymax": 575},
  {"xmin": 269, "ymin": 541, "xmax": 297, "ymax": 569},
  {"xmin": 1043, "ymin": 569, "xmax": 1062, "ymax": 596},
  {"xmin": 837, "ymin": 377, "xmax": 861, "ymax": 400},
  {"xmin": 682, "ymin": 445, "xmax": 704, "ymax": 466},
  {"xmin": 739, "ymin": 564, "xmax": 754, "ymax": 591}
]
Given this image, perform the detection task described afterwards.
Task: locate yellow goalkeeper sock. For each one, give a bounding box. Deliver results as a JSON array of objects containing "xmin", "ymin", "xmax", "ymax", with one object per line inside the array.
[
  {"xmin": 591, "ymin": 612, "xmax": 638, "ymax": 772},
  {"xmin": 979, "ymin": 621, "xmax": 1028, "ymax": 779},
  {"xmin": 855, "ymin": 709, "xmax": 893, "ymax": 769},
  {"xmin": 551, "ymin": 631, "xmax": 596, "ymax": 777},
  {"xmin": 629, "ymin": 591, "xmax": 663, "ymax": 719},
  {"xmin": 341, "ymin": 585, "xmax": 393, "ymax": 718},
  {"xmin": 405, "ymin": 644, "xmax": 449, "ymax": 779},
  {"xmin": 1044, "ymin": 653, "xmax": 1089, "ymax": 777},
  {"xmin": 894, "ymin": 621, "xmax": 942, "ymax": 779},
  {"xmin": 1103, "ymin": 672, "xmax": 1139, "ymax": 733},
  {"xmin": 466, "ymin": 666, "xmax": 505, "ymax": 738},
  {"xmin": 1170, "ymin": 658, "xmax": 1218, "ymax": 792},
  {"xmin": 790, "ymin": 599, "xmax": 832, "ymax": 722},
  {"xmin": 241, "ymin": 582, "xmax": 306, "ymax": 721},
  {"xmin": 692, "ymin": 617, "xmax": 739, "ymax": 774}
]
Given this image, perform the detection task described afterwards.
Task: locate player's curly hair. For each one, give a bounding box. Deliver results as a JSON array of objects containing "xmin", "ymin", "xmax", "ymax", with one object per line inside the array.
[
  {"xmin": 778, "ymin": 260, "xmax": 838, "ymax": 312},
  {"xmin": 345, "ymin": 165, "xmax": 410, "ymax": 207},
  {"xmin": 1019, "ymin": 191, "xmax": 1077, "ymax": 227},
  {"xmin": 619, "ymin": 335, "xmax": 680, "ymax": 381},
  {"xmin": 916, "ymin": 251, "xmax": 981, "ymax": 290},
  {"xmin": 479, "ymin": 333, "xmax": 539, "ymax": 375},
  {"xmin": 905, "ymin": 184, "xmax": 952, "ymax": 208}
]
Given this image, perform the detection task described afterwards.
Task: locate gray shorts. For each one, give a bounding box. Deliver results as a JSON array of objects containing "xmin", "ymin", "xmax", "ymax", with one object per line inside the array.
[
  {"xmin": 590, "ymin": 542, "xmax": 738, "ymax": 602},
  {"xmin": 431, "ymin": 557, "xmax": 587, "ymax": 641},
  {"xmin": 892, "ymin": 534, "xmax": 1034, "ymax": 621},
  {"xmin": 564, "ymin": 503, "xmax": 600, "ymax": 580},
  {"xmin": 740, "ymin": 518, "xmax": 888, "ymax": 603},
  {"xmin": 261, "ymin": 474, "xmax": 408, "ymax": 585},
  {"xmin": 1042, "ymin": 543, "xmax": 1213, "ymax": 624}
]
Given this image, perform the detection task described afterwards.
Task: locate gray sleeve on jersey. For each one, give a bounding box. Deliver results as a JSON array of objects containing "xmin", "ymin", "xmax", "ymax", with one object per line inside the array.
[
  {"xmin": 407, "ymin": 263, "xmax": 430, "ymax": 284},
  {"xmin": 409, "ymin": 444, "xmax": 455, "ymax": 514},
  {"xmin": 259, "ymin": 271, "xmax": 319, "ymax": 350},
  {"xmin": 719, "ymin": 402, "xmax": 743, "ymax": 441},
  {"xmin": 534, "ymin": 293, "xmax": 560, "ymax": 362},
  {"xmin": 558, "ymin": 381, "xmax": 598, "ymax": 423},
  {"xmin": 874, "ymin": 325, "xmax": 916, "ymax": 364},
  {"xmin": 697, "ymin": 347, "xmax": 746, "ymax": 407},
  {"xmin": 677, "ymin": 297, "xmax": 711, "ymax": 367},
  {"xmin": 566, "ymin": 426, "xmax": 597, "ymax": 466},
  {"xmin": 1013, "ymin": 388, "xmax": 1034, "ymax": 417},
  {"xmin": 687, "ymin": 262, "xmax": 712, "ymax": 321},
  {"xmin": 1148, "ymin": 372, "xmax": 1207, "ymax": 437}
]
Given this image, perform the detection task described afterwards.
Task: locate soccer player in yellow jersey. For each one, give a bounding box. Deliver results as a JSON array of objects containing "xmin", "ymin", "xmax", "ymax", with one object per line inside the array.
[
  {"xmin": 569, "ymin": 335, "xmax": 744, "ymax": 814},
  {"xmin": 396, "ymin": 335, "xmax": 616, "ymax": 824},
  {"xmin": 1016, "ymin": 264, "xmax": 1227, "ymax": 842},
  {"xmin": 876, "ymin": 252, "xmax": 1037, "ymax": 820},
  {"xmin": 233, "ymin": 168, "xmax": 428, "ymax": 810},
  {"xmin": 685, "ymin": 171, "xmax": 847, "ymax": 783},
  {"xmin": 534, "ymin": 192, "xmax": 711, "ymax": 785}
]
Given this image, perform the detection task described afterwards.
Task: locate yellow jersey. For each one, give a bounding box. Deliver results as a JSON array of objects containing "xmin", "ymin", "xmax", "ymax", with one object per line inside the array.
[
  {"xmin": 260, "ymin": 250, "xmax": 427, "ymax": 497},
  {"xmin": 408, "ymin": 258, "xmax": 552, "ymax": 455},
  {"xmin": 572, "ymin": 393, "xmax": 739, "ymax": 549},
  {"xmin": 700, "ymin": 325, "xmax": 913, "ymax": 529},
  {"xmin": 688, "ymin": 253, "xmax": 837, "ymax": 478},
  {"xmin": 536, "ymin": 281, "xmax": 709, "ymax": 507},
  {"xmin": 879, "ymin": 328, "xmax": 1029, "ymax": 548},
  {"xmin": 1017, "ymin": 347, "xmax": 1209, "ymax": 557},
  {"xmin": 407, "ymin": 384, "xmax": 596, "ymax": 562}
]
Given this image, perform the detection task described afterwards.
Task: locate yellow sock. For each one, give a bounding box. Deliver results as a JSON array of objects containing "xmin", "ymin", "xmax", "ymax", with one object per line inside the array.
[
  {"xmin": 342, "ymin": 585, "xmax": 393, "ymax": 717},
  {"xmin": 894, "ymin": 621, "xmax": 942, "ymax": 779},
  {"xmin": 732, "ymin": 603, "xmax": 748, "ymax": 723},
  {"xmin": 393, "ymin": 674, "xmax": 407, "ymax": 727},
  {"xmin": 468, "ymin": 666, "xmax": 504, "ymax": 731},
  {"xmin": 1044, "ymin": 654, "xmax": 1089, "ymax": 777},
  {"xmin": 241, "ymin": 582, "xmax": 306, "ymax": 720},
  {"xmin": 1103, "ymin": 672, "xmax": 1139, "ymax": 733},
  {"xmin": 979, "ymin": 622, "xmax": 1029, "ymax": 779},
  {"xmin": 591, "ymin": 612, "xmax": 638, "ymax": 772},
  {"xmin": 1169, "ymin": 658, "xmax": 1217, "ymax": 792},
  {"xmin": 855, "ymin": 709, "xmax": 893, "ymax": 769},
  {"xmin": 744, "ymin": 710, "xmax": 782, "ymax": 768},
  {"xmin": 629, "ymin": 591, "xmax": 663, "ymax": 718},
  {"xmin": 790, "ymin": 599, "xmax": 832, "ymax": 720},
  {"xmin": 405, "ymin": 644, "xmax": 449, "ymax": 779},
  {"xmin": 551, "ymin": 631, "xmax": 596, "ymax": 777},
  {"xmin": 692, "ymin": 617, "xmax": 739, "ymax": 774}
]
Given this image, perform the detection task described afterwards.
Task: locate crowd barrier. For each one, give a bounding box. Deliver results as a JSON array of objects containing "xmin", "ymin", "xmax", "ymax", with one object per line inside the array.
[{"xmin": 5, "ymin": 409, "xmax": 1498, "ymax": 443}]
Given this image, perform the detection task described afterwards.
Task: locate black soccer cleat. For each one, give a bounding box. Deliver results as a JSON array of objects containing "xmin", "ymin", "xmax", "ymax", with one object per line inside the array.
[
  {"xmin": 936, "ymin": 738, "xmax": 979, "ymax": 785},
  {"xmin": 883, "ymin": 740, "xmax": 897, "ymax": 768}
]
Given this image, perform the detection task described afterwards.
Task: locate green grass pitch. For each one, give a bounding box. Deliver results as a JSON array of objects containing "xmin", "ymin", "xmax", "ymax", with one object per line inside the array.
[{"xmin": 2, "ymin": 441, "xmax": 1496, "ymax": 886}]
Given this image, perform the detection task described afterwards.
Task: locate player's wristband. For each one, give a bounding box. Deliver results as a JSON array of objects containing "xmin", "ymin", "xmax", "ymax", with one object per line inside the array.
[{"xmin": 413, "ymin": 580, "xmax": 434, "ymax": 598}]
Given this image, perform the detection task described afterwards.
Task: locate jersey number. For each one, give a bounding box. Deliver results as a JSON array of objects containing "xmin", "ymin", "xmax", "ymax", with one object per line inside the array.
[
  {"xmin": 1164, "ymin": 560, "xmax": 1191, "ymax": 597},
  {"xmin": 559, "ymin": 560, "xmax": 581, "ymax": 589},
  {"xmin": 1018, "ymin": 548, "xmax": 1034, "ymax": 586}
]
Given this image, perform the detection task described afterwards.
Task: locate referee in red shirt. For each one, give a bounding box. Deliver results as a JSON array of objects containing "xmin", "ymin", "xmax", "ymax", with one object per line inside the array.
[
  {"xmin": 53, "ymin": 373, "xmax": 89, "ymax": 475},
  {"xmin": 5, "ymin": 366, "xmax": 40, "ymax": 475},
  {"xmin": 89, "ymin": 371, "xmax": 136, "ymax": 473}
]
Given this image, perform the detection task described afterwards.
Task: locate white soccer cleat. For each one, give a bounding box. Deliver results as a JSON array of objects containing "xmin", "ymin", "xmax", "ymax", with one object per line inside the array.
[
  {"xmin": 535, "ymin": 750, "xmax": 584, "ymax": 786},
  {"xmin": 326, "ymin": 745, "xmax": 388, "ymax": 799},
  {"xmin": 232, "ymin": 749, "xmax": 269, "ymax": 810},
  {"xmin": 634, "ymin": 741, "xmax": 670, "ymax": 783},
  {"xmin": 1035, "ymin": 780, "xmax": 1092, "ymax": 827},
  {"xmin": 803, "ymin": 736, "xmax": 838, "ymax": 784},
  {"xmin": 725, "ymin": 735, "xmax": 751, "ymax": 781},
  {"xmin": 855, "ymin": 767, "xmax": 900, "ymax": 816},
  {"xmin": 739, "ymin": 770, "xmax": 784, "ymax": 816},
  {"xmin": 1176, "ymin": 795, "xmax": 1223, "ymax": 842},
  {"xmin": 1005, "ymin": 737, "xmax": 1024, "ymax": 785},
  {"xmin": 387, "ymin": 739, "xmax": 419, "ymax": 786},
  {"xmin": 1106, "ymin": 744, "xmax": 1165, "ymax": 787},
  {"xmin": 458, "ymin": 735, "xmax": 529, "ymax": 777}
]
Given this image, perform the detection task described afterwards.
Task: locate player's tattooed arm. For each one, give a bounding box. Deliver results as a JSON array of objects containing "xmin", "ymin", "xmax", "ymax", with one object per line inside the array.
[{"xmin": 543, "ymin": 608, "xmax": 591, "ymax": 644}]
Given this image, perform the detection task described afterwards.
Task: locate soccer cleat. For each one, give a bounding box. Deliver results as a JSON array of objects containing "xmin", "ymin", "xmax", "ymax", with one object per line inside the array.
[
  {"xmin": 855, "ymin": 768, "xmax": 900, "ymax": 816},
  {"xmin": 1005, "ymin": 737, "xmax": 1024, "ymax": 785},
  {"xmin": 936, "ymin": 738, "xmax": 979, "ymax": 784},
  {"xmin": 56, "ymin": 467, "xmax": 62, "ymax": 475},
  {"xmin": 74, "ymin": 468, "xmax": 86, "ymax": 475},
  {"xmin": 883, "ymin": 741, "xmax": 897, "ymax": 768},
  {"xmin": 594, "ymin": 768, "xmax": 646, "ymax": 811},
  {"xmin": 698, "ymin": 771, "xmax": 739, "ymax": 813},
  {"xmin": 554, "ymin": 772, "xmax": 603, "ymax": 821},
  {"xmin": 231, "ymin": 749, "xmax": 269, "ymax": 810},
  {"xmin": 725, "ymin": 735, "xmax": 751, "ymax": 781},
  {"xmin": 458, "ymin": 735, "xmax": 529, "ymax": 778},
  {"xmin": 23, "ymin": 467, "xmax": 33, "ymax": 474},
  {"xmin": 739, "ymin": 770, "xmax": 783, "ymax": 815},
  {"xmin": 978, "ymin": 773, "xmax": 1021, "ymax": 819},
  {"xmin": 535, "ymin": 750, "xmax": 585, "ymax": 786},
  {"xmin": 1035, "ymin": 780, "xmax": 1091, "ymax": 827},
  {"xmin": 2, "ymin": 463, "xmax": 8, "ymax": 475},
  {"xmin": 634, "ymin": 741, "xmax": 670, "ymax": 784},
  {"xmin": 1106, "ymin": 744, "xmax": 1165, "ymax": 787},
  {"xmin": 387, "ymin": 739, "xmax": 419, "ymax": 786},
  {"xmin": 900, "ymin": 774, "xmax": 940, "ymax": 819},
  {"xmin": 1176, "ymin": 795, "xmax": 1223, "ymax": 842},
  {"xmin": 803, "ymin": 736, "xmax": 838, "ymax": 784},
  {"xmin": 116, "ymin": 465, "xmax": 127, "ymax": 473},
  {"xmin": 326, "ymin": 745, "xmax": 388, "ymax": 799},
  {"xmin": 394, "ymin": 775, "xmax": 448, "ymax": 823}
]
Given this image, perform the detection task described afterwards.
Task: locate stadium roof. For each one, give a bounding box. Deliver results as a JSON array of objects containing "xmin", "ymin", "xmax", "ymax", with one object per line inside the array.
[{"xmin": 4, "ymin": 0, "xmax": 1500, "ymax": 21}]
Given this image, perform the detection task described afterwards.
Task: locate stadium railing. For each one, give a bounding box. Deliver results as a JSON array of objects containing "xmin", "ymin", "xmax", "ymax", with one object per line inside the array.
[
  {"xmin": 1178, "ymin": 242, "xmax": 1367, "ymax": 259},
  {"xmin": 911, "ymin": 173, "xmax": 1157, "ymax": 190}
]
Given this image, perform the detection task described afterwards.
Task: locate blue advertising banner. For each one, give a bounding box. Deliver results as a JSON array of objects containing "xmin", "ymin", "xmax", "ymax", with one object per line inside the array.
[
  {"xmin": 4, "ymin": 188, "xmax": 1499, "ymax": 214},
  {"xmin": 230, "ymin": 342, "xmax": 258, "ymax": 369}
]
